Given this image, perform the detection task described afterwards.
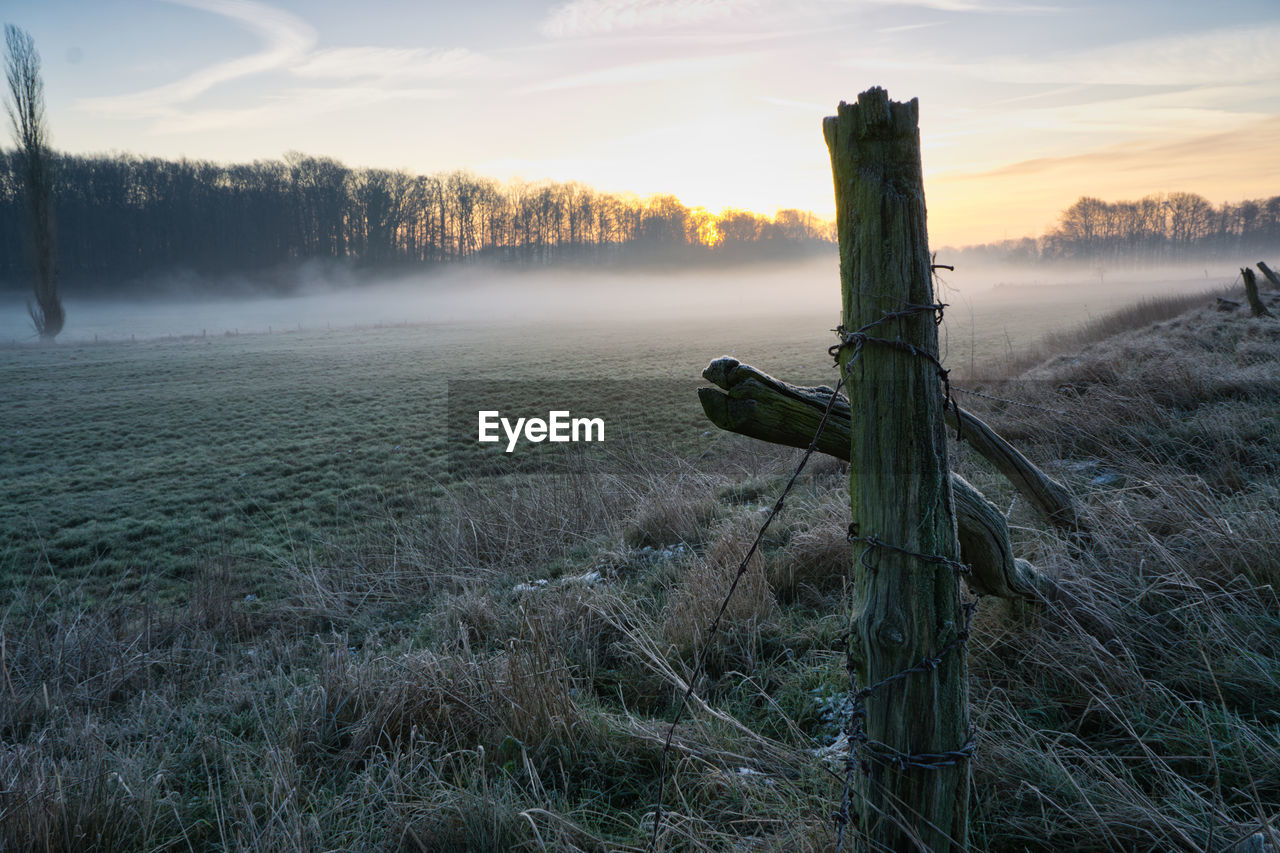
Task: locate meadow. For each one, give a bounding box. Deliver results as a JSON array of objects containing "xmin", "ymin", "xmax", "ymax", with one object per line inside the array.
[
  {"xmin": 0, "ymin": 312, "xmax": 829, "ymax": 607},
  {"xmin": 2, "ymin": 267, "xmax": 1278, "ymax": 851},
  {"xmin": 0, "ymin": 266, "xmax": 1222, "ymax": 606}
]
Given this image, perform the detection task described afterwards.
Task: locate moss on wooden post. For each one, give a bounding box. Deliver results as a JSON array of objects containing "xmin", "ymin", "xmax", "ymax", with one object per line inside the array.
[{"xmin": 824, "ymin": 88, "xmax": 968, "ymax": 851}]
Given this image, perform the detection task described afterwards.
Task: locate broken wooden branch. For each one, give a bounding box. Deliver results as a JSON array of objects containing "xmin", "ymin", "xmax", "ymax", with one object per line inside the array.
[
  {"xmin": 700, "ymin": 356, "xmax": 1083, "ymax": 530},
  {"xmin": 698, "ymin": 357, "xmax": 1050, "ymax": 601},
  {"xmin": 947, "ymin": 388, "xmax": 1085, "ymax": 529},
  {"xmin": 952, "ymin": 472, "xmax": 1049, "ymax": 601}
]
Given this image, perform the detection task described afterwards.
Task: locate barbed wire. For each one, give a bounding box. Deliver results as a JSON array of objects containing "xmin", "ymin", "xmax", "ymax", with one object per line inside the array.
[
  {"xmin": 847, "ymin": 532, "xmax": 971, "ymax": 577},
  {"xmin": 647, "ymin": 349, "xmax": 852, "ymax": 853},
  {"xmin": 950, "ymin": 385, "xmax": 1069, "ymax": 416},
  {"xmin": 827, "ymin": 300, "xmax": 979, "ymax": 852},
  {"xmin": 833, "ymin": 591, "xmax": 980, "ymax": 852},
  {"xmin": 829, "ymin": 300, "xmax": 967, "ymax": 447}
]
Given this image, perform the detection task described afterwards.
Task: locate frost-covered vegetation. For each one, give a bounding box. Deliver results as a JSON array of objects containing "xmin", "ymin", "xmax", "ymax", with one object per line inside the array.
[{"xmin": 3, "ymin": 290, "xmax": 1280, "ymax": 850}]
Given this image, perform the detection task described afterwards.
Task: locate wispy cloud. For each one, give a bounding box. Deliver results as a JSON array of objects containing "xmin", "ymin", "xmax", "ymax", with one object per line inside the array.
[
  {"xmin": 838, "ymin": 22, "xmax": 1280, "ymax": 162},
  {"xmin": 520, "ymin": 53, "xmax": 750, "ymax": 92},
  {"xmin": 874, "ymin": 21, "xmax": 944, "ymax": 33},
  {"xmin": 864, "ymin": 0, "xmax": 1058, "ymax": 12},
  {"xmin": 944, "ymin": 115, "xmax": 1280, "ymax": 191},
  {"xmin": 963, "ymin": 24, "xmax": 1280, "ymax": 87},
  {"xmin": 79, "ymin": 0, "xmax": 315, "ymax": 119},
  {"xmin": 1016, "ymin": 87, "xmax": 1271, "ymax": 136},
  {"xmin": 959, "ymin": 120, "xmax": 1280, "ymax": 184},
  {"xmin": 76, "ymin": 0, "xmax": 505, "ymax": 132},
  {"xmin": 292, "ymin": 47, "xmax": 502, "ymax": 81},
  {"xmin": 148, "ymin": 86, "xmax": 452, "ymax": 134},
  {"xmin": 538, "ymin": 0, "xmax": 1052, "ymax": 38},
  {"xmin": 540, "ymin": 0, "xmax": 760, "ymax": 38}
]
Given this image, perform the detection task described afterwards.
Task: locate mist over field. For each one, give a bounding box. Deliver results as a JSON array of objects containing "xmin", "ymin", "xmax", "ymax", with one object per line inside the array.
[{"xmin": 0, "ymin": 256, "xmax": 1243, "ymax": 366}]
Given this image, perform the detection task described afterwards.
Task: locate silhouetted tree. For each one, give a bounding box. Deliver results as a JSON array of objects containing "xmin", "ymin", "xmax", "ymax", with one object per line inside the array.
[
  {"xmin": 0, "ymin": 146, "xmax": 837, "ymax": 290},
  {"xmin": 1033, "ymin": 192, "xmax": 1280, "ymax": 265},
  {"xmin": 4, "ymin": 24, "xmax": 62, "ymax": 339}
]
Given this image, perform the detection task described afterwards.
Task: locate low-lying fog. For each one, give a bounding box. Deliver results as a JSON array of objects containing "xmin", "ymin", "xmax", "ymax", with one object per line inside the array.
[{"xmin": 0, "ymin": 257, "xmax": 1240, "ymax": 360}]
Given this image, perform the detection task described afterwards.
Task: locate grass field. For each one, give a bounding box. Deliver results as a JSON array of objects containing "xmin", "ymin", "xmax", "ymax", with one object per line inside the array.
[
  {"xmin": 0, "ymin": 315, "xmax": 830, "ymax": 607},
  {"xmin": 3, "ymin": 278, "xmax": 1279, "ymax": 851},
  {"xmin": 0, "ymin": 272, "xmax": 1228, "ymax": 607}
]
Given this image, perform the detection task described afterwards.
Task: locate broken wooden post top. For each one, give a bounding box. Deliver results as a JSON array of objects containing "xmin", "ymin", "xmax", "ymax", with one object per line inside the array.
[
  {"xmin": 824, "ymin": 88, "xmax": 936, "ymax": 336},
  {"xmin": 1242, "ymin": 267, "xmax": 1273, "ymax": 318},
  {"xmin": 823, "ymin": 87, "xmax": 918, "ymax": 134}
]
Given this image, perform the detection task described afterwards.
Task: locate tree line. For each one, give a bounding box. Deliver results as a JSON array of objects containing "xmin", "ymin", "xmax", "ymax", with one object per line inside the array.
[
  {"xmin": 952, "ymin": 192, "xmax": 1280, "ymax": 266},
  {"xmin": 0, "ymin": 150, "xmax": 833, "ymax": 294}
]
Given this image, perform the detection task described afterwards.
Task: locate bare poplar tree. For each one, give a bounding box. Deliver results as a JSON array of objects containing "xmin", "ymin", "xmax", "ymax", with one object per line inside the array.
[{"xmin": 5, "ymin": 24, "xmax": 62, "ymax": 340}]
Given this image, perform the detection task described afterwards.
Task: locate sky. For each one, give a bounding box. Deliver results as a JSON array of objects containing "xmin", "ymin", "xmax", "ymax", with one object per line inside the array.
[{"xmin": 5, "ymin": 0, "xmax": 1279, "ymax": 246}]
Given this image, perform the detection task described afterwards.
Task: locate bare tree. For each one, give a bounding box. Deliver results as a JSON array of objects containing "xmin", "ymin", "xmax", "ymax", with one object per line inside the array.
[{"xmin": 5, "ymin": 24, "xmax": 62, "ymax": 340}]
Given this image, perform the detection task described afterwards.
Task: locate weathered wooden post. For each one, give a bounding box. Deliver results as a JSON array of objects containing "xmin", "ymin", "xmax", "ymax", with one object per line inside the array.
[
  {"xmin": 824, "ymin": 88, "xmax": 969, "ymax": 850},
  {"xmin": 1243, "ymin": 268, "xmax": 1272, "ymax": 318},
  {"xmin": 1257, "ymin": 261, "xmax": 1280, "ymax": 290}
]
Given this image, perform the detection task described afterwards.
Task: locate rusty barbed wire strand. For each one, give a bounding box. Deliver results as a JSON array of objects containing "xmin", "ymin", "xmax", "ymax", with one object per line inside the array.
[
  {"xmin": 834, "ymin": 595, "xmax": 981, "ymax": 852},
  {"xmin": 828, "ymin": 301, "xmax": 965, "ymax": 446},
  {"xmin": 847, "ymin": 532, "xmax": 971, "ymax": 576},
  {"xmin": 950, "ymin": 385, "xmax": 1069, "ymax": 416}
]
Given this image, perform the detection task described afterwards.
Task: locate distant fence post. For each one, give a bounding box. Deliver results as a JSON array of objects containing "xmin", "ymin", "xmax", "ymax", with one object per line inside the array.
[
  {"xmin": 824, "ymin": 88, "xmax": 969, "ymax": 850},
  {"xmin": 1243, "ymin": 268, "xmax": 1272, "ymax": 318},
  {"xmin": 1257, "ymin": 261, "xmax": 1280, "ymax": 290}
]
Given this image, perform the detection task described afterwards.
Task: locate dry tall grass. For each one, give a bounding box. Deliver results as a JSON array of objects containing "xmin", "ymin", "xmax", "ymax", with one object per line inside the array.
[{"xmin": 4, "ymin": 289, "xmax": 1280, "ymax": 851}]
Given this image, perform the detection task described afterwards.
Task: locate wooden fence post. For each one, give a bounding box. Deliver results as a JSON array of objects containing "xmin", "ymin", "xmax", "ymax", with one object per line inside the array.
[
  {"xmin": 824, "ymin": 88, "xmax": 969, "ymax": 851},
  {"xmin": 1257, "ymin": 261, "xmax": 1280, "ymax": 290},
  {"xmin": 1243, "ymin": 268, "xmax": 1273, "ymax": 318}
]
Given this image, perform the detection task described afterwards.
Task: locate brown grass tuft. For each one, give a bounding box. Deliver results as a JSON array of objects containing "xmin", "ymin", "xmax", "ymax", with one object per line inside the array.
[{"xmin": 661, "ymin": 516, "xmax": 777, "ymax": 662}]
